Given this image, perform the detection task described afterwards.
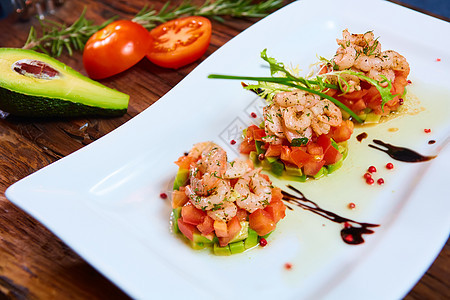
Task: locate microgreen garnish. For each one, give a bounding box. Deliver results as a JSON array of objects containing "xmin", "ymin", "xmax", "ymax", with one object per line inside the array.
[{"xmin": 209, "ymin": 49, "xmax": 401, "ymax": 122}]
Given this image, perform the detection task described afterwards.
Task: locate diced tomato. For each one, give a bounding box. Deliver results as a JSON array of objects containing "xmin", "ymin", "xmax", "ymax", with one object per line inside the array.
[
  {"xmin": 303, "ymin": 160, "xmax": 325, "ymax": 176},
  {"xmin": 265, "ymin": 144, "xmax": 283, "ymax": 157},
  {"xmin": 352, "ymin": 99, "xmax": 367, "ymax": 113},
  {"xmin": 218, "ymin": 216, "xmax": 242, "ymax": 247},
  {"xmin": 177, "ymin": 218, "xmax": 198, "ymax": 241},
  {"xmin": 271, "ymin": 187, "xmax": 283, "ymax": 203},
  {"xmin": 280, "ymin": 146, "xmax": 295, "ymax": 164},
  {"xmin": 239, "ymin": 139, "xmax": 256, "ymax": 154},
  {"xmin": 236, "ymin": 208, "xmax": 249, "ymax": 222},
  {"xmin": 249, "ymin": 209, "xmax": 276, "ymax": 236},
  {"xmin": 197, "ymin": 215, "xmax": 214, "ymax": 235},
  {"xmin": 290, "ymin": 147, "xmax": 313, "ymax": 168},
  {"xmin": 213, "ymin": 220, "xmax": 228, "ymax": 237},
  {"xmin": 174, "ymin": 155, "xmax": 192, "ymax": 170},
  {"xmin": 306, "ymin": 142, "xmax": 324, "ymax": 156},
  {"xmin": 316, "ymin": 135, "xmax": 332, "ymax": 153},
  {"xmin": 181, "ymin": 202, "xmax": 206, "ymax": 226},
  {"xmin": 264, "ymin": 200, "xmax": 286, "ymax": 223},
  {"xmin": 323, "ymin": 144, "xmax": 342, "ymax": 165},
  {"xmin": 329, "ymin": 120, "xmax": 354, "ymax": 143},
  {"xmin": 172, "ymin": 188, "xmax": 189, "ymax": 208},
  {"xmin": 245, "ymin": 125, "xmax": 260, "ymax": 142},
  {"xmin": 252, "ymin": 128, "xmax": 267, "ymax": 141},
  {"xmin": 340, "ymin": 89, "xmax": 368, "ymax": 100}
]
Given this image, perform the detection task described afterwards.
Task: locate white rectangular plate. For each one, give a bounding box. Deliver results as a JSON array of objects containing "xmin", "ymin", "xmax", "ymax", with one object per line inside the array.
[{"xmin": 6, "ymin": 0, "xmax": 450, "ymax": 299}]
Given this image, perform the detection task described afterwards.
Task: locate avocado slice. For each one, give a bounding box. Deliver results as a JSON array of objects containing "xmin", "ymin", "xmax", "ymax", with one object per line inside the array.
[{"xmin": 0, "ymin": 48, "xmax": 129, "ymax": 117}]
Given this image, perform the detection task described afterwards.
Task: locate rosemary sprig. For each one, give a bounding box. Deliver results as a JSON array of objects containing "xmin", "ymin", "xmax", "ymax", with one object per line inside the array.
[
  {"xmin": 23, "ymin": 8, "xmax": 116, "ymax": 56},
  {"xmin": 23, "ymin": 0, "xmax": 285, "ymax": 57}
]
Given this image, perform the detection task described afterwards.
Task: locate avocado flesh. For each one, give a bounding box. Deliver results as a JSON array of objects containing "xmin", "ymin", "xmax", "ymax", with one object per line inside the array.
[{"xmin": 0, "ymin": 48, "xmax": 129, "ymax": 117}]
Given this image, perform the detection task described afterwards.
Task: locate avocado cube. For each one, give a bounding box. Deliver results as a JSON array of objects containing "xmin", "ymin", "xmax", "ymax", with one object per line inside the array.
[
  {"xmin": 193, "ymin": 233, "xmax": 215, "ymax": 245},
  {"xmin": 229, "ymin": 241, "xmax": 246, "ymax": 254},
  {"xmin": 188, "ymin": 240, "xmax": 206, "ymax": 250},
  {"xmin": 285, "ymin": 163, "xmax": 303, "ymax": 176},
  {"xmin": 270, "ymin": 160, "xmax": 284, "ymax": 177},
  {"xmin": 364, "ymin": 112, "xmax": 381, "ymax": 124},
  {"xmin": 244, "ymin": 228, "xmax": 259, "ymax": 250},
  {"xmin": 313, "ymin": 166, "xmax": 328, "ymax": 179},
  {"xmin": 249, "ymin": 151, "xmax": 259, "ymax": 166},
  {"xmin": 229, "ymin": 221, "xmax": 249, "ymax": 243},
  {"xmin": 255, "ymin": 140, "xmax": 265, "ymax": 154},
  {"xmin": 172, "ymin": 208, "xmax": 182, "ymax": 233},
  {"xmin": 213, "ymin": 243, "xmax": 231, "ymax": 256},
  {"xmin": 173, "ymin": 168, "xmax": 189, "ymax": 190},
  {"xmin": 326, "ymin": 158, "xmax": 343, "ymax": 174}
]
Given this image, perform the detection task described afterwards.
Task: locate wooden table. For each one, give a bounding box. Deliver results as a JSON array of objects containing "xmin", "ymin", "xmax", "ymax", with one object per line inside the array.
[{"xmin": 0, "ymin": 1, "xmax": 448, "ymax": 299}]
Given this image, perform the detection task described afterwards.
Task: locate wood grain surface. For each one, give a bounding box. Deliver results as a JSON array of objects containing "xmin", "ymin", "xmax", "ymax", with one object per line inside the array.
[{"xmin": 0, "ymin": 1, "xmax": 448, "ymax": 299}]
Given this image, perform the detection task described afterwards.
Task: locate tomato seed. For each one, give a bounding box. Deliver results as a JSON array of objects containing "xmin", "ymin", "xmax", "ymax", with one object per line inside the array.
[
  {"xmin": 259, "ymin": 237, "xmax": 268, "ymax": 247},
  {"xmin": 368, "ymin": 166, "xmax": 377, "ymax": 173},
  {"xmin": 386, "ymin": 162, "xmax": 394, "ymax": 170},
  {"xmin": 377, "ymin": 178, "xmax": 385, "ymax": 185},
  {"xmin": 160, "ymin": 193, "xmax": 168, "ymax": 199}
]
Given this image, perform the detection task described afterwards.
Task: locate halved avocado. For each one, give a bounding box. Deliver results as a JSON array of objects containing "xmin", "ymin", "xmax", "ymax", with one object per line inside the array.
[{"xmin": 0, "ymin": 48, "xmax": 129, "ymax": 117}]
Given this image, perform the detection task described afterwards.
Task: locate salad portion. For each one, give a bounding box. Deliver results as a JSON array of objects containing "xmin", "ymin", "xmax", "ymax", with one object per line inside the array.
[
  {"xmin": 171, "ymin": 142, "xmax": 287, "ymax": 255},
  {"xmin": 210, "ymin": 29, "xmax": 411, "ymax": 180}
]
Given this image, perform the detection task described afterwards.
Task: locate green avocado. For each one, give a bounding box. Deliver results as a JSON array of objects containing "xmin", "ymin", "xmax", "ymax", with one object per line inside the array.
[{"xmin": 0, "ymin": 48, "xmax": 129, "ymax": 117}]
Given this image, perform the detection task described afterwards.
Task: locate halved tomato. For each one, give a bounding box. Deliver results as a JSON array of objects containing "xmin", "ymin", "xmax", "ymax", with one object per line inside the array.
[{"xmin": 146, "ymin": 16, "xmax": 212, "ymax": 69}]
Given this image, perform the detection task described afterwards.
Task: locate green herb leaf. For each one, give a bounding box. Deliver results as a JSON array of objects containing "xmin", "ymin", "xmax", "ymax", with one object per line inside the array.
[{"xmin": 291, "ymin": 138, "xmax": 309, "ymax": 146}]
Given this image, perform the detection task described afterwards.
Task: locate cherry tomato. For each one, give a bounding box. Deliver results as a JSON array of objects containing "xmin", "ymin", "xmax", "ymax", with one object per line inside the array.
[
  {"xmin": 83, "ymin": 20, "xmax": 151, "ymax": 79},
  {"xmin": 146, "ymin": 16, "xmax": 212, "ymax": 69}
]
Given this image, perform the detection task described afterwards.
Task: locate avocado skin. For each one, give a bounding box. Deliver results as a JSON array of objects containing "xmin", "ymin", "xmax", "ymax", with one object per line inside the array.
[{"xmin": 0, "ymin": 85, "xmax": 126, "ymax": 117}]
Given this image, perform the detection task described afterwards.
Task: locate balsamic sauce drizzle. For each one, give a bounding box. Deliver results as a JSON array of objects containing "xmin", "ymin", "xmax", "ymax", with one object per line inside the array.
[
  {"xmin": 368, "ymin": 139, "xmax": 436, "ymax": 162},
  {"xmin": 356, "ymin": 132, "xmax": 368, "ymax": 142},
  {"xmin": 282, "ymin": 185, "xmax": 379, "ymax": 245}
]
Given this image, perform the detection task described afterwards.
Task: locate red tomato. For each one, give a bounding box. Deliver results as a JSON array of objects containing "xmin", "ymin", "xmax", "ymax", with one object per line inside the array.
[
  {"xmin": 83, "ymin": 20, "xmax": 151, "ymax": 79},
  {"xmin": 171, "ymin": 188, "xmax": 189, "ymax": 209},
  {"xmin": 303, "ymin": 160, "xmax": 326, "ymax": 176},
  {"xmin": 249, "ymin": 209, "xmax": 276, "ymax": 236},
  {"xmin": 264, "ymin": 200, "xmax": 286, "ymax": 223},
  {"xmin": 181, "ymin": 202, "xmax": 206, "ymax": 226},
  {"xmin": 177, "ymin": 218, "xmax": 197, "ymax": 241},
  {"xmin": 265, "ymin": 144, "xmax": 283, "ymax": 157},
  {"xmin": 146, "ymin": 16, "xmax": 212, "ymax": 69},
  {"xmin": 218, "ymin": 216, "xmax": 242, "ymax": 247},
  {"xmin": 239, "ymin": 139, "xmax": 256, "ymax": 154},
  {"xmin": 197, "ymin": 215, "xmax": 215, "ymax": 235}
]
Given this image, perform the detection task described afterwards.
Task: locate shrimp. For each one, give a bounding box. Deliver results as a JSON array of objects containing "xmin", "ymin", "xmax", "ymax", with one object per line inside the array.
[
  {"xmin": 234, "ymin": 170, "xmax": 272, "ymax": 213},
  {"xmin": 264, "ymin": 104, "xmax": 286, "ymax": 139},
  {"xmin": 207, "ymin": 201, "xmax": 238, "ymax": 222},
  {"xmin": 309, "ymin": 100, "xmax": 342, "ymax": 135},
  {"xmin": 333, "ymin": 46, "xmax": 357, "ymax": 70},
  {"xmin": 380, "ymin": 50, "xmax": 410, "ymax": 77},
  {"xmin": 196, "ymin": 144, "xmax": 227, "ymax": 176},
  {"xmin": 282, "ymin": 106, "xmax": 312, "ymax": 131},
  {"xmin": 224, "ymin": 159, "xmax": 252, "ymax": 179},
  {"xmin": 189, "ymin": 166, "xmax": 221, "ymax": 196},
  {"xmin": 185, "ymin": 179, "xmax": 231, "ymax": 211},
  {"xmin": 273, "ymin": 90, "xmax": 320, "ymax": 108}
]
